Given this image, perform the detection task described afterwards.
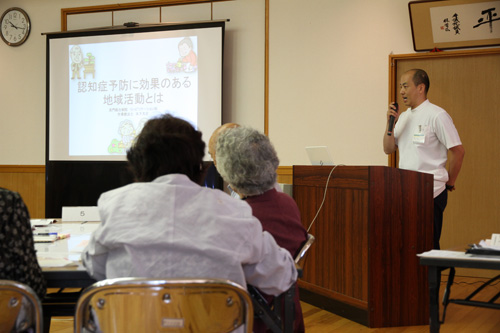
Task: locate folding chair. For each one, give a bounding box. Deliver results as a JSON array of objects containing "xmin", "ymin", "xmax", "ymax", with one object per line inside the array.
[
  {"xmin": 75, "ymin": 277, "xmax": 253, "ymax": 333},
  {"xmin": 249, "ymin": 233, "xmax": 315, "ymax": 333},
  {"xmin": 0, "ymin": 280, "xmax": 44, "ymax": 333}
]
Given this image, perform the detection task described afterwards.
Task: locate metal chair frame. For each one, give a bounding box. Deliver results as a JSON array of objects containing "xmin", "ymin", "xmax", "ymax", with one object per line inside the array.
[
  {"xmin": 295, "ymin": 234, "xmax": 316, "ymax": 267},
  {"xmin": 0, "ymin": 279, "xmax": 44, "ymax": 333},
  {"xmin": 249, "ymin": 233, "xmax": 315, "ymax": 333}
]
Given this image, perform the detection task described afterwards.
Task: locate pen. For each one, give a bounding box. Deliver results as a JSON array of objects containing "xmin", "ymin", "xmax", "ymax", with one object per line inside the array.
[{"xmin": 33, "ymin": 232, "xmax": 58, "ymax": 236}]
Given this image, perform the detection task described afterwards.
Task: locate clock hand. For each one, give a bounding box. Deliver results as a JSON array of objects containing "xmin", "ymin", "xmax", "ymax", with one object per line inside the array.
[{"xmin": 9, "ymin": 21, "xmax": 21, "ymax": 30}]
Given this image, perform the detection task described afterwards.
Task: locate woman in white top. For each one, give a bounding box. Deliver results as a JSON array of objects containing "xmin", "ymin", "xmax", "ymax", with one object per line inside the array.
[{"xmin": 82, "ymin": 114, "xmax": 297, "ymax": 297}]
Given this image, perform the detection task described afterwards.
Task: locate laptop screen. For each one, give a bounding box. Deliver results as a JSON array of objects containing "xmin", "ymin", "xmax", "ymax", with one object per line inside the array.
[{"xmin": 305, "ymin": 146, "xmax": 334, "ymax": 166}]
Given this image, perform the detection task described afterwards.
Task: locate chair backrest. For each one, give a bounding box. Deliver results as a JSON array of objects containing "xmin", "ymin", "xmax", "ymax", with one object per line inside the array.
[
  {"xmin": 0, "ymin": 280, "xmax": 43, "ymax": 333},
  {"xmin": 75, "ymin": 277, "xmax": 253, "ymax": 333},
  {"xmin": 295, "ymin": 233, "xmax": 315, "ymax": 266}
]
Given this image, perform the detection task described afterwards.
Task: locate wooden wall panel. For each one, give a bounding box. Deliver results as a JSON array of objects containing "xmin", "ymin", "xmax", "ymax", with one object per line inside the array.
[{"xmin": 0, "ymin": 166, "xmax": 45, "ymax": 218}]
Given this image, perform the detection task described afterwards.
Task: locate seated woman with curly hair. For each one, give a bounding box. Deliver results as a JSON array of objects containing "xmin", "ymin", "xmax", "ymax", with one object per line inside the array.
[{"xmin": 216, "ymin": 126, "xmax": 308, "ymax": 333}]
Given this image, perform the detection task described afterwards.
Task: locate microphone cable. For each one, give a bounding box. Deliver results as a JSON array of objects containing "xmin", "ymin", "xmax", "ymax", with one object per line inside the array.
[{"xmin": 307, "ymin": 164, "xmax": 343, "ymax": 233}]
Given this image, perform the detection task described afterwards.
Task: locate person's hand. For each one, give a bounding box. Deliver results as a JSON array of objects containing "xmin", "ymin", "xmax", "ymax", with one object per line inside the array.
[
  {"xmin": 387, "ymin": 103, "xmax": 399, "ymax": 122},
  {"xmin": 446, "ymin": 184, "xmax": 455, "ymax": 192}
]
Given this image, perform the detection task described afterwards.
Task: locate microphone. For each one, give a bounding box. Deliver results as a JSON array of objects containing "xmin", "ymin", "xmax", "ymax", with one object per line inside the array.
[{"xmin": 387, "ymin": 102, "xmax": 398, "ymax": 136}]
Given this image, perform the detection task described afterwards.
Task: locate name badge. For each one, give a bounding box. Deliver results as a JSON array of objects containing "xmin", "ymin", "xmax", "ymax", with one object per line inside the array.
[
  {"xmin": 413, "ymin": 133, "xmax": 425, "ymax": 143},
  {"xmin": 413, "ymin": 125, "xmax": 425, "ymax": 144}
]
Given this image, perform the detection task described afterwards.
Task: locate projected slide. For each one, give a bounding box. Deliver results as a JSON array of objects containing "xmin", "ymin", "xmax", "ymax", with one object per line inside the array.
[
  {"xmin": 68, "ymin": 37, "xmax": 198, "ymax": 156},
  {"xmin": 48, "ymin": 23, "xmax": 223, "ymax": 162}
]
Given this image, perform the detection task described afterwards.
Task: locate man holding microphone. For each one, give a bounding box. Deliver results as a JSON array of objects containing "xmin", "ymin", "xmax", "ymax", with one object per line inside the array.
[{"xmin": 383, "ymin": 68, "xmax": 465, "ymax": 250}]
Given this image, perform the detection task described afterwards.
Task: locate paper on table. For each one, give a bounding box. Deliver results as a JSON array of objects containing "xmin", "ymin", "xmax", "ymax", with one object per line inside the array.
[
  {"xmin": 65, "ymin": 234, "xmax": 89, "ymax": 251},
  {"xmin": 478, "ymin": 239, "xmax": 500, "ymax": 250},
  {"xmin": 38, "ymin": 257, "xmax": 79, "ymax": 267},
  {"xmin": 30, "ymin": 219, "xmax": 57, "ymax": 227},
  {"xmin": 418, "ymin": 250, "xmax": 500, "ymax": 262},
  {"xmin": 418, "ymin": 250, "xmax": 467, "ymax": 258},
  {"xmin": 489, "ymin": 233, "xmax": 500, "ymax": 247}
]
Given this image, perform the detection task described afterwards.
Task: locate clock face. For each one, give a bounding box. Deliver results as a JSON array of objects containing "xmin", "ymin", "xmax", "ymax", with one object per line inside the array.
[{"xmin": 1, "ymin": 8, "xmax": 30, "ymax": 46}]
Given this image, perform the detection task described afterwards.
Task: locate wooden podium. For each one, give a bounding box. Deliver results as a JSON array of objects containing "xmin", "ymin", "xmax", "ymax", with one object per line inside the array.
[{"xmin": 293, "ymin": 165, "xmax": 434, "ymax": 327}]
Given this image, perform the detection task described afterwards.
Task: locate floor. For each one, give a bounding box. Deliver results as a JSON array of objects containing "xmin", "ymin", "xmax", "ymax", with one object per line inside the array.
[{"xmin": 47, "ymin": 275, "xmax": 500, "ymax": 332}]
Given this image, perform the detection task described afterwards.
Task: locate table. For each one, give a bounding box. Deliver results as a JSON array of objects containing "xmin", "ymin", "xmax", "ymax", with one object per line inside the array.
[
  {"xmin": 35, "ymin": 221, "xmax": 98, "ymax": 332},
  {"xmin": 36, "ymin": 220, "xmax": 99, "ymax": 289},
  {"xmin": 418, "ymin": 250, "xmax": 500, "ymax": 333},
  {"xmin": 35, "ymin": 220, "xmax": 300, "ymax": 333}
]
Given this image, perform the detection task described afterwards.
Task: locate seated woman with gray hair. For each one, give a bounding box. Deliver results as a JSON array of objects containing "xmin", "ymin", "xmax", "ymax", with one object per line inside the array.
[{"xmin": 216, "ymin": 126, "xmax": 307, "ymax": 333}]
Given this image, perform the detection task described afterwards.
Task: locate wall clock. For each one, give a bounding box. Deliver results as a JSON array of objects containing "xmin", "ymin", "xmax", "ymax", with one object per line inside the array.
[{"xmin": 1, "ymin": 7, "xmax": 31, "ymax": 46}]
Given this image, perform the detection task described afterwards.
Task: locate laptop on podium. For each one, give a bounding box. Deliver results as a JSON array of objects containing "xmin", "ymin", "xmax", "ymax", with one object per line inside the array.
[{"xmin": 305, "ymin": 146, "xmax": 334, "ymax": 166}]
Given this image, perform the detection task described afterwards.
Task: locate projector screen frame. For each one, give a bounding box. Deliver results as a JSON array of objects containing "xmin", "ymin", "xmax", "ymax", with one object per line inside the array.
[{"xmin": 44, "ymin": 20, "xmax": 225, "ymax": 218}]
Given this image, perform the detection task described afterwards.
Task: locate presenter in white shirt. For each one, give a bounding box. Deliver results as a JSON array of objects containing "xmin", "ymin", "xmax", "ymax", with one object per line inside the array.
[{"xmin": 383, "ymin": 68, "xmax": 465, "ymax": 250}]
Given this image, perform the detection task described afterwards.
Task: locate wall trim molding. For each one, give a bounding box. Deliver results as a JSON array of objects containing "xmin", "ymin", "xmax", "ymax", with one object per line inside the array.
[
  {"xmin": 277, "ymin": 165, "xmax": 292, "ymax": 184},
  {"xmin": 61, "ymin": 1, "xmax": 232, "ymax": 33},
  {"xmin": 0, "ymin": 165, "xmax": 45, "ymax": 173}
]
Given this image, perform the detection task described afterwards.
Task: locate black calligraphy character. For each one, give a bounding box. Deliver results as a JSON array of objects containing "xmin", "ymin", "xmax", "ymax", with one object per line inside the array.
[
  {"xmin": 452, "ymin": 13, "xmax": 461, "ymax": 35},
  {"xmin": 443, "ymin": 18, "xmax": 450, "ymax": 32},
  {"xmin": 473, "ymin": 8, "xmax": 499, "ymax": 33}
]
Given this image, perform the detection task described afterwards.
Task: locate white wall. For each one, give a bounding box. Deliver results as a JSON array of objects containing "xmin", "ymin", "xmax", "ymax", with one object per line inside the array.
[
  {"xmin": 214, "ymin": 0, "xmax": 266, "ymax": 129},
  {"xmin": 268, "ymin": 0, "xmax": 415, "ymax": 166},
  {"xmin": 0, "ymin": 0, "xmax": 416, "ymax": 166},
  {"xmin": 0, "ymin": 0, "xmax": 144, "ymax": 165}
]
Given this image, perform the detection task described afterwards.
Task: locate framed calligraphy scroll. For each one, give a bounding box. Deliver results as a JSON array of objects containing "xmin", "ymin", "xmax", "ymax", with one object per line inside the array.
[{"xmin": 409, "ymin": 0, "xmax": 500, "ymax": 51}]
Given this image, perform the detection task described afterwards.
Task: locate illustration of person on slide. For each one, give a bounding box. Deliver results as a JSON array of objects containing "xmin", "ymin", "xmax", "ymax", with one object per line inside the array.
[
  {"xmin": 118, "ymin": 120, "xmax": 135, "ymax": 149},
  {"xmin": 70, "ymin": 45, "xmax": 84, "ymax": 79},
  {"xmin": 177, "ymin": 37, "xmax": 197, "ymax": 72}
]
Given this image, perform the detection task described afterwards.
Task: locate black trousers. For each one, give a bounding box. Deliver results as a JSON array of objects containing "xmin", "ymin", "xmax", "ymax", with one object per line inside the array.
[
  {"xmin": 433, "ymin": 188, "xmax": 449, "ymax": 297},
  {"xmin": 433, "ymin": 189, "xmax": 448, "ymax": 250}
]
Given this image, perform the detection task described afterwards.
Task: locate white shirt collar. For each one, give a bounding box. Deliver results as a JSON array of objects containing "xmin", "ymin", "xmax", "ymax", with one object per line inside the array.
[{"xmin": 411, "ymin": 99, "xmax": 430, "ymax": 112}]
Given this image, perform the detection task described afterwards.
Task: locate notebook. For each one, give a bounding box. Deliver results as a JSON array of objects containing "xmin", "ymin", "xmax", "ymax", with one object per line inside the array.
[{"xmin": 305, "ymin": 146, "xmax": 334, "ymax": 166}]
